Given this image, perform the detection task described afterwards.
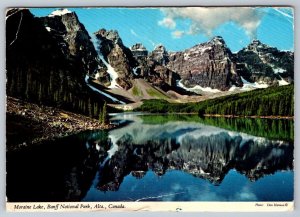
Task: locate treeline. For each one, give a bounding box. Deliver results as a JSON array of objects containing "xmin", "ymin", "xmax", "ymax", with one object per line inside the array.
[
  {"xmin": 201, "ymin": 84, "xmax": 294, "ymax": 116},
  {"xmin": 98, "ymin": 102, "xmax": 109, "ymax": 124},
  {"xmin": 136, "ymin": 84, "xmax": 294, "ymax": 117},
  {"xmin": 139, "ymin": 114, "xmax": 294, "ymax": 141},
  {"xmin": 140, "ymin": 114, "xmax": 200, "ymax": 125},
  {"xmin": 198, "ymin": 117, "xmax": 294, "ymax": 141}
]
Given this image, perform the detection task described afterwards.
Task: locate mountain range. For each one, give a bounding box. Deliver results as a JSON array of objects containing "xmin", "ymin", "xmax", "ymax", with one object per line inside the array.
[{"xmin": 6, "ymin": 9, "xmax": 294, "ymax": 112}]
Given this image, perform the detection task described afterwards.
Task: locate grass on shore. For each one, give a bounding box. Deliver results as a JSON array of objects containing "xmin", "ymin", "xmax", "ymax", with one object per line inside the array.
[{"xmin": 146, "ymin": 88, "xmax": 169, "ymax": 100}]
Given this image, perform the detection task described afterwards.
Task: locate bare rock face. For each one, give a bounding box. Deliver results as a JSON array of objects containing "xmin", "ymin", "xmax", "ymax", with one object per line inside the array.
[
  {"xmin": 167, "ymin": 36, "xmax": 243, "ymax": 90},
  {"xmin": 94, "ymin": 29, "xmax": 137, "ymax": 89},
  {"xmin": 138, "ymin": 44, "xmax": 178, "ymax": 90},
  {"xmin": 235, "ymin": 39, "xmax": 294, "ymax": 84},
  {"xmin": 131, "ymin": 43, "xmax": 148, "ymax": 59},
  {"xmin": 149, "ymin": 44, "xmax": 169, "ymax": 66},
  {"xmin": 130, "ymin": 43, "xmax": 149, "ymax": 77},
  {"xmin": 151, "ymin": 65, "xmax": 178, "ymax": 87},
  {"xmin": 40, "ymin": 10, "xmax": 108, "ymax": 79},
  {"xmin": 130, "ymin": 43, "xmax": 179, "ymax": 90}
]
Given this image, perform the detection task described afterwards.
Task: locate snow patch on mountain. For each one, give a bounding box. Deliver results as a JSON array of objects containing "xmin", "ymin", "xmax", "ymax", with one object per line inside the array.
[
  {"xmin": 85, "ymin": 75, "xmax": 125, "ymax": 104},
  {"xmin": 273, "ymin": 67, "xmax": 286, "ymax": 74},
  {"xmin": 241, "ymin": 76, "xmax": 269, "ymax": 89},
  {"xmin": 133, "ymin": 67, "xmax": 138, "ymax": 76},
  {"xmin": 91, "ymin": 36, "xmax": 122, "ymax": 89},
  {"xmin": 278, "ymin": 76, "xmax": 289, "ymax": 86},
  {"xmin": 183, "ymin": 46, "xmax": 212, "ymax": 60},
  {"xmin": 48, "ymin": 9, "xmax": 72, "ymax": 17},
  {"xmin": 228, "ymin": 85, "xmax": 238, "ymax": 91},
  {"xmin": 177, "ymin": 80, "xmax": 221, "ymax": 93},
  {"xmin": 95, "ymin": 72, "xmax": 100, "ymax": 80},
  {"xmin": 98, "ymin": 55, "xmax": 121, "ymax": 89}
]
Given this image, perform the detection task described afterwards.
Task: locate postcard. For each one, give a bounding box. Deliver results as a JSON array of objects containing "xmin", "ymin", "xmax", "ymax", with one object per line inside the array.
[{"xmin": 6, "ymin": 6, "xmax": 294, "ymax": 212}]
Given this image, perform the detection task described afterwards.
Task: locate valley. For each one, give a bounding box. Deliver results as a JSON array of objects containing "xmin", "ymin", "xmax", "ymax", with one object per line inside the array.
[
  {"xmin": 5, "ymin": 8, "xmax": 295, "ymax": 146},
  {"xmin": 6, "ymin": 9, "xmax": 294, "ymax": 111}
]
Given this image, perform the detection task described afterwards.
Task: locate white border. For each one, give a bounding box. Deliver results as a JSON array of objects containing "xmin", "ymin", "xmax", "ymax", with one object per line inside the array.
[
  {"xmin": 6, "ymin": 202, "xmax": 294, "ymax": 212},
  {"xmin": 1, "ymin": 0, "xmax": 298, "ymax": 216}
]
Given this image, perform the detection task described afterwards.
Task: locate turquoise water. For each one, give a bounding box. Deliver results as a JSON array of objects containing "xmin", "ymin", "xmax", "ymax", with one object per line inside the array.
[{"xmin": 83, "ymin": 169, "xmax": 293, "ymax": 201}]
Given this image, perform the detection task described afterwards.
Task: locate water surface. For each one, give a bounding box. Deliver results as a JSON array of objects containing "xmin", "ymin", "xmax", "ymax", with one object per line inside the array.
[{"xmin": 6, "ymin": 113, "xmax": 294, "ymax": 202}]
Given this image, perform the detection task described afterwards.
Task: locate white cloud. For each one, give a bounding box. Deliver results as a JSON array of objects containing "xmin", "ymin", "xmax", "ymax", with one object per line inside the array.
[
  {"xmin": 163, "ymin": 181, "xmax": 258, "ymax": 201},
  {"xmin": 158, "ymin": 17, "xmax": 176, "ymax": 29},
  {"xmin": 159, "ymin": 7, "xmax": 264, "ymax": 39},
  {"xmin": 172, "ymin": 30, "xmax": 184, "ymax": 38}
]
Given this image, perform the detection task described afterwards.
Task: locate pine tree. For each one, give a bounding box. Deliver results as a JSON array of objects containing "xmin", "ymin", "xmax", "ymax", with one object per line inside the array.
[
  {"xmin": 98, "ymin": 108, "xmax": 103, "ymax": 124},
  {"xmin": 102, "ymin": 102, "xmax": 108, "ymax": 124},
  {"xmin": 88, "ymin": 97, "xmax": 92, "ymax": 117}
]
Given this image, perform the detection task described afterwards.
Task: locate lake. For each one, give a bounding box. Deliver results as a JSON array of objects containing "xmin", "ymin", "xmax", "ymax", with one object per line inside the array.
[{"xmin": 6, "ymin": 113, "xmax": 294, "ymax": 202}]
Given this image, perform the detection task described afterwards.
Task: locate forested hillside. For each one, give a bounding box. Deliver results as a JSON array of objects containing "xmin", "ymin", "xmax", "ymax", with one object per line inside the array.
[
  {"xmin": 6, "ymin": 9, "xmax": 105, "ymax": 118},
  {"xmin": 137, "ymin": 84, "xmax": 294, "ymax": 117}
]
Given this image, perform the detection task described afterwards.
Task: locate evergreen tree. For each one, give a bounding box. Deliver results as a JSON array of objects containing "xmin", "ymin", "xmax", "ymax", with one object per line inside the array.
[
  {"xmin": 98, "ymin": 107, "xmax": 103, "ymax": 124},
  {"xmin": 102, "ymin": 102, "xmax": 108, "ymax": 124},
  {"xmin": 137, "ymin": 84, "xmax": 294, "ymax": 117},
  {"xmin": 88, "ymin": 97, "xmax": 92, "ymax": 117}
]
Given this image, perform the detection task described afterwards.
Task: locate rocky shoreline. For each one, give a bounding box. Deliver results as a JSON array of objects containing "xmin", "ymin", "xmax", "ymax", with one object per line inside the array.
[
  {"xmin": 203, "ymin": 114, "xmax": 294, "ymax": 119},
  {"xmin": 6, "ymin": 97, "xmax": 113, "ymax": 151}
]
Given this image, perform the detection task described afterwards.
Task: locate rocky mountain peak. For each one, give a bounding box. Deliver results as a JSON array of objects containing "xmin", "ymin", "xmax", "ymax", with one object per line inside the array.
[
  {"xmin": 167, "ymin": 36, "xmax": 242, "ymax": 90},
  {"xmin": 42, "ymin": 11, "xmax": 86, "ymax": 53},
  {"xmin": 6, "ymin": 9, "xmax": 105, "ymax": 117},
  {"xmin": 41, "ymin": 11, "xmax": 107, "ymax": 78},
  {"xmin": 251, "ymin": 39, "xmax": 262, "ymax": 45},
  {"xmin": 246, "ymin": 39, "xmax": 270, "ymax": 52},
  {"xmin": 149, "ymin": 44, "xmax": 169, "ymax": 66},
  {"xmin": 45, "ymin": 9, "xmax": 83, "ymax": 36},
  {"xmin": 236, "ymin": 39, "xmax": 294, "ymax": 85},
  {"xmin": 94, "ymin": 28, "xmax": 137, "ymax": 89},
  {"xmin": 154, "ymin": 44, "xmax": 167, "ymax": 52},
  {"xmin": 131, "ymin": 43, "xmax": 147, "ymax": 51},
  {"xmin": 210, "ymin": 36, "xmax": 226, "ymax": 45},
  {"xmin": 94, "ymin": 29, "xmax": 122, "ymax": 45},
  {"xmin": 130, "ymin": 43, "xmax": 148, "ymax": 59}
]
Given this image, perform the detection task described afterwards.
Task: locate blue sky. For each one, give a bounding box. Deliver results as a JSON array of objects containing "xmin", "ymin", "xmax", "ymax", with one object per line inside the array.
[{"xmin": 30, "ymin": 7, "xmax": 294, "ymax": 52}]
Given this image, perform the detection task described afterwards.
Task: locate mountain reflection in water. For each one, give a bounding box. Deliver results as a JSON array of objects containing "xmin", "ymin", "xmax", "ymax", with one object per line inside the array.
[
  {"xmin": 6, "ymin": 114, "xmax": 293, "ymax": 202},
  {"xmin": 95, "ymin": 114, "xmax": 293, "ymax": 190}
]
